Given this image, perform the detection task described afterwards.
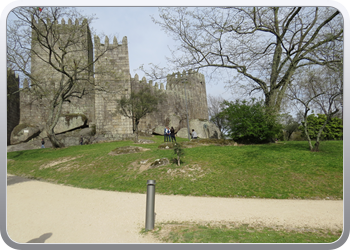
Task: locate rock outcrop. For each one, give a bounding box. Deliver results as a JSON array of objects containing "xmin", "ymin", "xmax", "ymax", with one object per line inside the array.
[
  {"xmin": 176, "ymin": 119, "xmax": 220, "ymax": 139},
  {"xmin": 10, "ymin": 124, "xmax": 41, "ymax": 145}
]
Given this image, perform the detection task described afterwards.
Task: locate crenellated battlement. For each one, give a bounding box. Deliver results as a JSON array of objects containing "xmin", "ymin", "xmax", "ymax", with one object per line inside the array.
[
  {"xmin": 8, "ymin": 20, "xmax": 211, "ymax": 145},
  {"xmin": 32, "ymin": 17, "xmax": 88, "ymax": 26},
  {"xmin": 94, "ymin": 35, "xmax": 127, "ymax": 48},
  {"xmin": 131, "ymin": 70, "xmax": 205, "ymax": 93},
  {"xmin": 131, "ymin": 74, "xmax": 164, "ymax": 90},
  {"xmin": 166, "ymin": 70, "xmax": 205, "ymax": 82}
]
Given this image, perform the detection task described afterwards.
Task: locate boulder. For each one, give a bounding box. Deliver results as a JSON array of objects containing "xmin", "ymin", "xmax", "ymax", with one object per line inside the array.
[
  {"xmin": 153, "ymin": 125, "xmax": 166, "ymax": 135},
  {"xmin": 152, "ymin": 114, "xmax": 182, "ymax": 135},
  {"xmin": 168, "ymin": 114, "xmax": 181, "ymax": 129},
  {"xmin": 176, "ymin": 127, "xmax": 191, "ymax": 139},
  {"xmin": 176, "ymin": 119, "xmax": 221, "ymax": 139},
  {"xmin": 10, "ymin": 124, "xmax": 41, "ymax": 144},
  {"xmin": 54, "ymin": 114, "xmax": 87, "ymax": 134}
]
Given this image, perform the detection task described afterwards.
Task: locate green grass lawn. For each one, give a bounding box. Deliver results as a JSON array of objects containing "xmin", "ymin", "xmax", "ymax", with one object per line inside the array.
[
  {"xmin": 7, "ymin": 136, "xmax": 343, "ymax": 200},
  {"xmin": 146, "ymin": 222, "xmax": 342, "ymax": 243},
  {"xmin": 7, "ymin": 137, "xmax": 343, "ymax": 243}
]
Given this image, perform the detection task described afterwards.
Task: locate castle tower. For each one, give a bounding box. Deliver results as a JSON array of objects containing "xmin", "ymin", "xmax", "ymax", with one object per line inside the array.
[
  {"xmin": 28, "ymin": 18, "xmax": 95, "ymax": 130},
  {"xmin": 93, "ymin": 35, "xmax": 133, "ymax": 138},
  {"xmin": 165, "ymin": 70, "xmax": 209, "ymax": 120},
  {"xmin": 130, "ymin": 70, "xmax": 209, "ymax": 135}
]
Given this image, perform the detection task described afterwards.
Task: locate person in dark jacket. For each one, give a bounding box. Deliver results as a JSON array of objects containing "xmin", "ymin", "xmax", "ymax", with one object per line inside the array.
[
  {"xmin": 41, "ymin": 138, "xmax": 45, "ymax": 148},
  {"xmin": 170, "ymin": 126, "xmax": 176, "ymax": 142}
]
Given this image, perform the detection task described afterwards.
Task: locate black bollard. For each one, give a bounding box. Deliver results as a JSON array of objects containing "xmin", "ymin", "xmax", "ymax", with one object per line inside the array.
[{"xmin": 145, "ymin": 180, "xmax": 156, "ymax": 231}]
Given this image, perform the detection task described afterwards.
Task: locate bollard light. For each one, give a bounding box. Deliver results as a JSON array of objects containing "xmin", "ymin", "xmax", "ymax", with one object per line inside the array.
[{"xmin": 145, "ymin": 180, "xmax": 156, "ymax": 231}]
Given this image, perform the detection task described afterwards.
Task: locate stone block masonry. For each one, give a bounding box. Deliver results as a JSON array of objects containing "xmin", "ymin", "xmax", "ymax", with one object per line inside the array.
[
  {"xmin": 7, "ymin": 69, "xmax": 20, "ymax": 145},
  {"xmin": 130, "ymin": 70, "xmax": 210, "ymax": 135},
  {"xmin": 8, "ymin": 18, "xmax": 216, "ymax": 145}
]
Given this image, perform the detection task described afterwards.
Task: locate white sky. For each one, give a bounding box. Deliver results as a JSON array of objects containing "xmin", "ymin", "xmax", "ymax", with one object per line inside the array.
[
  {"xmin": 77, "ymin": 7, "xmax": 234, "ymax": 100},
  {"xmin": 4, "ymin": 2, "xmax": 349, "ymax": 111}
]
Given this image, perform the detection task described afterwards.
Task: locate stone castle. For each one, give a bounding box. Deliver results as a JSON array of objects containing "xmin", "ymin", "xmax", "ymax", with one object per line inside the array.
[{"xmin": 8, "ymin": 18, "xmax": 219, "ymax": 147}]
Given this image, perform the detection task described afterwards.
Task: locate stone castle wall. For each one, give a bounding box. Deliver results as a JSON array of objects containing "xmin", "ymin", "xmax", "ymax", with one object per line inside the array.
[
  {"xmin": 9, "ymin": 18, "xmax": 214, "ymax": 145},
  {"xmin": 130, "ymin": 70, "xmax": 209, "ymax": 134},
  {"xmin": 93, "ymin": 35, "xmax": 133, "ymax": 138},
  {"xmin": 7, "ymin": 69, "xmax": 20, "ymax": 145}
]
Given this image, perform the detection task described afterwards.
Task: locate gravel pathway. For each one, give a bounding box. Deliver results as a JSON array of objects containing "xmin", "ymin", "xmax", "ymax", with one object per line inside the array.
[{"xmin": 6, "ymin": 174, "xmax": 343, "ymax": 243}]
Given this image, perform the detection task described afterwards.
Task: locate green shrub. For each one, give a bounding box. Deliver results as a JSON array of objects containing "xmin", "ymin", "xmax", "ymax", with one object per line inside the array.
[
  {"xmin": 299, "ymin": 114, "xmax": 343, "ymax": 140},
  {"xmin": 219, "ymin": 99, "xmax": 282, "ymax": 144}
]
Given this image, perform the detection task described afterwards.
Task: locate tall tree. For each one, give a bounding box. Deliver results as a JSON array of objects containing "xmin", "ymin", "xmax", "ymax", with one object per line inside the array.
[
  {"xmin": 117, "ymin": 85, "xmax": 166, "ymax": 142},
  {"xmin": 7, "ymin": 7, "xmax": 120, "ymax": 148},
  {"xmin": 148, "ymin": 7, "xmax": 343, "ymax": 112}
]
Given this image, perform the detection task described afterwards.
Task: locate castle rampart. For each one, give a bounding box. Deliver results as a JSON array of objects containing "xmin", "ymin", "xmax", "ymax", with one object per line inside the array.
[
  {"xmin": 8, "ymin": 19, "xmax": 216, "ymax": 146},
  {"xmin": 130, "ymin": 70, "xmax": 209, "ymax": 134}
]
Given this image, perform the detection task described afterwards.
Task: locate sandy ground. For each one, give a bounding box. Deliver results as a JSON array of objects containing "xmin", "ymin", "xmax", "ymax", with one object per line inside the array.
[{"xmin": 6, "ymin": 174, "xmax": 343, "ymax": 244}]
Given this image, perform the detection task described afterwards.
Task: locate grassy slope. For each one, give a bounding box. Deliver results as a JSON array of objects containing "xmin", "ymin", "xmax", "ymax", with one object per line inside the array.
[{"xmin": 7, "ymin": 136, "xmax": 343, "ymax": 200}]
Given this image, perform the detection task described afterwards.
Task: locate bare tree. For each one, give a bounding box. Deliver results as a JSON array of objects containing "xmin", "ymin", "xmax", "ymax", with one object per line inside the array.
[
  {"xmin": 207, "ymin": 94, "xmax": 227, "ymax": 137},
  {"xmin": 146, "ymin": 7, "xmax": 342, "ymax": 112},
  {"xmin": 7, "ymin": 7, "xmax": 120, "ymax": 148},
  {"xmin": 287, "ymin": 65, "xmax": 342, "ymax": 151}
]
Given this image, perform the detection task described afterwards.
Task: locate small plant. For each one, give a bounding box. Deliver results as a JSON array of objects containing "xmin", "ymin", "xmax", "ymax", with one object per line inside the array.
[{"xmin": 173, "ymin": 142, "xmax": 185, "ymax": 166}]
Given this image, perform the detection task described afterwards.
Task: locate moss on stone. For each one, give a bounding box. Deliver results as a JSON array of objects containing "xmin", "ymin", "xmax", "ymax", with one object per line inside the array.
[
  {"xmin": 90, "ymin": 124, "xmax": 96, "ymax": 136},
  {"xmin": 12, "ymin": 123, "xmax": 32, "ymax": 135},
  {"xmin": 62, "ymin": 114, "xmax": 88, "ymax": 126}
]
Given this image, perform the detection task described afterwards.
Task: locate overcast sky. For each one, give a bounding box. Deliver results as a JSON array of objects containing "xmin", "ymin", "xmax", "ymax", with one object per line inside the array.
[{"xmin": 77, "ymin": 7, "xmax": 234, "ymax": 100}]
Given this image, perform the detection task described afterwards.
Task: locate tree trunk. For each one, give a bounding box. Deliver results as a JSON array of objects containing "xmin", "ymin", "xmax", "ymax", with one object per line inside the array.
[
  {"xmin": 46, "ymin": 98, "xmax": 65, "ymax": 148},
  {"xmin": 134, "ymin": 120, "xmax": 139, "ymax": 142},
  {"xmin": 313, "ymin": 141, "xmax": 320, "ymax": 152},
  {"xmin": 47, "ymin": 129, "xmax": 65, "ymax": 148},
  {"xmin": 302, "ymin": 108, "xmax": 314, "ymax": 151},
  {"xmin": 313, "ymin": 113, "xmax": 333, "ymax": 152}
]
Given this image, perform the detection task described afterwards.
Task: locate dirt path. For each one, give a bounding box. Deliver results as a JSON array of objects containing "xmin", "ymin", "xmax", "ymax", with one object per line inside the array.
[{"xmin": 6, "ymin": 174, "xmax": 343, "ymax": 243}]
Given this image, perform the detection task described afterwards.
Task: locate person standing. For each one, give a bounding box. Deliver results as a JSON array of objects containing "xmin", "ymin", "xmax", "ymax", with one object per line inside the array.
[
  {"xmin": 80, "ymin": 136, "xmax": 83, "ymax": 145},
  {"xmin": 41, "ymin": 138, "xmax": 45, "ymax": 148},
  {"xmin": 167, "ymin": 126, "xmax": 171, "ymax": 142},
  {"xmin": 170, "ymin": 126, "xmax": 176, "ymax": 142},
  {"xmin": 164, "ymin": 126, "xmax": 169, "ymax": 142}
]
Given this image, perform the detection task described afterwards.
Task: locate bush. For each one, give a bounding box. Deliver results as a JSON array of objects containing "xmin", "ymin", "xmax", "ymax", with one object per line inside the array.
[
  {"xmin": 299, "ymin": 114, "xmax": 343, "ymax": 140},
  {"xmin": 219, "ymin": 99, "xmax": 282, "ymax": 144}
]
